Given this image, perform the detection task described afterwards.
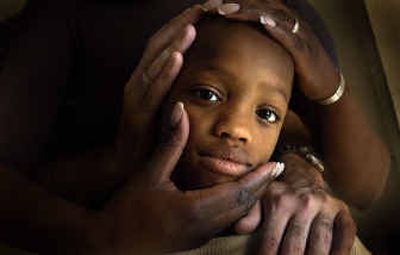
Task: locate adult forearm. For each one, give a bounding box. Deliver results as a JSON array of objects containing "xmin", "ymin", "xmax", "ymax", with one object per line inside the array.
[
  {"xmin": 278, "ymin": 111, "xmax": 327, "ymax": 189},
  {"xmin": 32, "ymin": 146, "xmax": 126, "ymax": 207},
  {"xmin": 318, "ymin": 88, "xmax": 390, "ymax": 209},
  {"xmin": 0, "ymin": 163, "xmax": 107, "ymax": 254}
]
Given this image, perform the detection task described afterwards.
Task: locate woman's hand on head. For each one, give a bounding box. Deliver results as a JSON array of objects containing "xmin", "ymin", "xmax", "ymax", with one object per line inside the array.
[
  {"xmin": 216, "ymin": 0, "xmax": 342, "ymax": 101},
  {"xmin": 102, "ymin": 102, "xmax": 280, "ymax": 254},
  {"xmin": 235, "ymin": 154, "xmax": 356, "ymax": 255},
  {"xmin": 107, "ymin": 3, "xmax": 280, "ymax": 253}
]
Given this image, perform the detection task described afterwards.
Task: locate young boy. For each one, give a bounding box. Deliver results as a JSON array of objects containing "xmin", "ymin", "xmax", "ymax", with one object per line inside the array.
[
  {"xmin": 165, "ymin": 15, "xmax": 371, "ymax": 255},
  {"xmin": 168, "ymin": 16, "xmax": 292, "ymax": 191}
]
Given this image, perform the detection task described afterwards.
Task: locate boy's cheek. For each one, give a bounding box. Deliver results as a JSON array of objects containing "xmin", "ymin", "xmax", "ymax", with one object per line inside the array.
[{"xmin": 252, "ymin": 130, "xmax": 281, "ymax": 164}]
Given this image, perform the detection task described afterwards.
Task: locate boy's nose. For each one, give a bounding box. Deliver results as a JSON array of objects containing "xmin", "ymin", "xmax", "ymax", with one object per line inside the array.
[{"xmin": 214, "ymin": 114, "xmax": 252, "ymax": 144}]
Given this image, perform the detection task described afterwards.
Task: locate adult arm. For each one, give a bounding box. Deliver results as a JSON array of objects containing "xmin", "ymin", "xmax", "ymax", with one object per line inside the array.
[
  {"xmin": 235, "ymin": 110, "xmax": 357, "ymax": 255},
  {"xmin": 223, "ymin": 0, "xmax": 390, "ymax": 210},
  {"xmin": 0, "ymin": 2, "xmax": 280, "ymax": 253},
  {"xmin": 0, "ymin": 1, "xmax": 104, "ymax": 252}
]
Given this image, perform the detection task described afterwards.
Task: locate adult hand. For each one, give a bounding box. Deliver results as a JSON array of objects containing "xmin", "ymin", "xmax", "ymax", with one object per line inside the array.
[
  {"xmin": 220, "ymin": 0, "xmax": 342, "ymax": 101},
  {"xmin": 235, "ymin": 154, "xmax": 356, "ymax": 255},
  {"xmin": 117, "ymin": 3, "xmax": 203, "ymax": 171},
  {"xmin": 103, "ymin": 102, "xmax": 280, "ymax": 254}
]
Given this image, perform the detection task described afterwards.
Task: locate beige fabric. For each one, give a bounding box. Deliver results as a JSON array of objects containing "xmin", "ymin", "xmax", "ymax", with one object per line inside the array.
[
  {"xmin": 170, "ymin": 235, "xmax": 371, "ymax": 255},
  {"xmin": 0, "ymin": 235, "xmax": 371, "ymax": 255}
]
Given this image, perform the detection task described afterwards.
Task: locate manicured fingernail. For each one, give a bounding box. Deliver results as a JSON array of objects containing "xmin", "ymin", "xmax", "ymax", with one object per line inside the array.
[
  {"xmin": 202, "ymin": 0, "xmax": 223, "ymax": 12},
  {"xmin": 271, "ymin": 162, "xmax": 285, "ymax": 178},
  {"xmin": 171, "ymin": 102, "xmax": 184, "ymax": 128},
  {"xmin": 161, "ymin": 48, "xmax": 172, "ymax": 63},
  {"xmin": 260, "ymin": 14, "xmax": 276, "ymax": 27},
  {"xmin": 199, "ymin": 5, "xmax": 209, "ymax": 12},
  {"xmin": 217, "ymin": 3, "xmax": 241, "ymax": 15}
]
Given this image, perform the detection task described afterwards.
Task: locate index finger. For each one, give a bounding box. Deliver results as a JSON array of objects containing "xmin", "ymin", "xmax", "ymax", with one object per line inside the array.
[
  {"xmin": 223, "ymin": 6, "xmax": 309, "ymax": 54},
  {"xmin": 186, "ymin": 162, "xmax": 283, "ymax": 233},
  {"xmin": 140, "ymin": 5, "xmax": 204, "ymax": 69}
]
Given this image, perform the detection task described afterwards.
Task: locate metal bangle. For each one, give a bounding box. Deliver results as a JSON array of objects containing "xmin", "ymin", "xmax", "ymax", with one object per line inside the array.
[
  {"xmin": 279, "ymin": 145, "xmax": 325, "ymax": 173},
  {"xmin": 317, "ymin": 72, "xmax": 346, "ymax": 106}
]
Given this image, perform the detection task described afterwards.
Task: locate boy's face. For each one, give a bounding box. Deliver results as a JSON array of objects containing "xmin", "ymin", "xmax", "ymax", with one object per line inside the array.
[{"xmin": 168, "ymin": 19, "xmax": 294, "ymax": 189}]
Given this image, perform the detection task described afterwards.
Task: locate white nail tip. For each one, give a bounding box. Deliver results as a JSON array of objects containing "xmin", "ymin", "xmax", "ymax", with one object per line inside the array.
[
  {"xmin": 260, "ymin": 15, "xmax": 276, "ymax": 27},
  {"xmin": 272, "ymin": 162, "xmax": 285, "ymax": 178},
  {"xmin": 202, "ymin": 0, "xmax": 223, "ymax": 11},
  {"xmin": 217, "ymin": 3, "xmax": 240, "ymax": 15}
]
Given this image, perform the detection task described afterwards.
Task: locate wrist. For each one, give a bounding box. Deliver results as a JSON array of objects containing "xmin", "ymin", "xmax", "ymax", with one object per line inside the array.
[
  {"xmin": 315, "ymin": 71, "xmax": 346, "ymax": 106},
  {"xmin": 278, "ymin": 144, "xmax": 325, "ymax": 173},
  {"xmin": 278, "ymin": 152, "xmax": 327, "ymax": 190}
]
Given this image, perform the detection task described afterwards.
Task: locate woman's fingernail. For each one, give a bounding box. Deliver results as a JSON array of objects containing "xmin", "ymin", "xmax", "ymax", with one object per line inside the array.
[
  {"xmin": 171, "ymin": 102, "xmax": 184, "ymax": 128},
  {"xmin": 271, "ymin": 162, "xmax": 285, "ymax": 178},
  {"xmin": 260, "ymin": 14, "xmax": 276, "ymax": 27},
  {"xmin": 199, "ymin": 5, "xmax": 209, "ymax": 12},
  {"xmin": 217, "ymin": 3, "xmax": 241, "ymax": 15},
  {"xmin": 202, "ymin": 0, "xmax": 223, "ymax": 12}
]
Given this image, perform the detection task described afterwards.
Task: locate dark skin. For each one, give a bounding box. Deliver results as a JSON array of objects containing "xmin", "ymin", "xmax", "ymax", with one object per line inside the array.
[
  {"xmin": 0, "ymin": 4, "xmax": 281, "ymax": 254},
  {"xmin": 221, "ymin": 0, "xmax": 390, "ymax": 209},
  {"xmin": 165, "ymin": 17, "xmax": 357, "ymax": 255},
  {"xmin": 168, "ymin": 18, "xmax": 294, "ymax": 189},
  {"xmin": 0, "ymin": 0, "xmax": 387, "ymax": 254},
  {"xmin": 0, "ymin": 3, "xmax": 299, "ymax": 253}
]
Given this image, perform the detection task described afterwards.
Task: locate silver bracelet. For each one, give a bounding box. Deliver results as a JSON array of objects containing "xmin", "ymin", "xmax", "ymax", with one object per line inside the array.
[
  {"xmin": 278, "ymin": 145, "xmax": 325, "ymax": 173},
  {"xmin": 317, "ymin": 72, "xmax": 346, "ymax": 105}
]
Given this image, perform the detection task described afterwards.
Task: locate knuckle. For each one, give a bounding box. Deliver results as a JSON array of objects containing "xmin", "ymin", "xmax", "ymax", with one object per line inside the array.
[
  {"xmin": 235, "ymin": 188, "xmax": 255, "ymax": 211},
  {"xmin": 299, "ymin": 193, "xmax": 317, "ymax": 212},
  {"xmin": 271, "ymin": 193, "xmax": 288, "ymax": 209},
  {"xmin": 318, "ymin": 217, "xmax": 334, "ymax": 232},
  {"xmin": 300, "ymin": 193, "xmax": 312, "ymax": 206},
  {"xmin": 264, "ymin": 235, "xmax": 280, "ymax": 250},
  {"xmin": 271, "ymin": 192, "xmax": 295, "ymax": 211},
  {"xmin": 289, "ymin": 244, "xmax": 304, "ymax": 255},
  {"xmin": 291, "ymin": 220, "xmax": 305, "ymax": 237},
  {"xmin": 160, "ymin": 62, "xmax": 176, "ymax": 79}
]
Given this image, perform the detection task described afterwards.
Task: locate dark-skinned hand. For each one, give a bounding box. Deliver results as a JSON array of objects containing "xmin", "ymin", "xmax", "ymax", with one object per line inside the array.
[{"xmin": 101, "ymin": 2, "xmax": 281, "ymax": 254}]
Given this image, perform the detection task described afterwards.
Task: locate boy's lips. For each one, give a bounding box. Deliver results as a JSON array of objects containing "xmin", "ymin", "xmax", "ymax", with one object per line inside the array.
[{"xmin": 198, "ymin": 148, "xmax": 252, "ymax": 177}]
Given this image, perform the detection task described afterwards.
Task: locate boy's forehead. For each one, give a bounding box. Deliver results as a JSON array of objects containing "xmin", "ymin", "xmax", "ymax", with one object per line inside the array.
[
  {"xmin": 191, "ymin": 19, "xmax": 292, "ymax": 70},
  {"xmin": 191, "ymin": 17, "xmax": 292, "ymax": 68},
  {"xmin": 193, "ymin": 17, "xmax": 289, "ymax": 55},
  {"xmin": 178, "ymin": 17, "xmax": 294, "ymax": 100}
]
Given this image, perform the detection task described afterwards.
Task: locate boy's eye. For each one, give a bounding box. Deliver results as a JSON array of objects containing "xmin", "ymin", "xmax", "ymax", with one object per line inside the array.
[
  {"xmin": 256, "ymin": 108, "xmax": 279, "ymax": 124},
  {"xmin": 192, "ymin": 87, "xmax": 221, "ymax": 103}
]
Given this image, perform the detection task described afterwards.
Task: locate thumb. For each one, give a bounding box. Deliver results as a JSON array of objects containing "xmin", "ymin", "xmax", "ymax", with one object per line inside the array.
[
  {"xmin": 187, "ymin": 162, "xmax": 285, "ymax": 234},
  {"xmin": 236, "ymin": 161, "xmax": 285, "ymax": 197},
  {"xmin": 147, "ymin": 102, "xmax": 190, "ymax": 184}
]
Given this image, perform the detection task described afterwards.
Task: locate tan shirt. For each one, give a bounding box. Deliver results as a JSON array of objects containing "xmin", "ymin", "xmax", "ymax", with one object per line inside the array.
[{"xmin": 170, "ymin": 234, "xmax": 371, "ymax": 255}]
